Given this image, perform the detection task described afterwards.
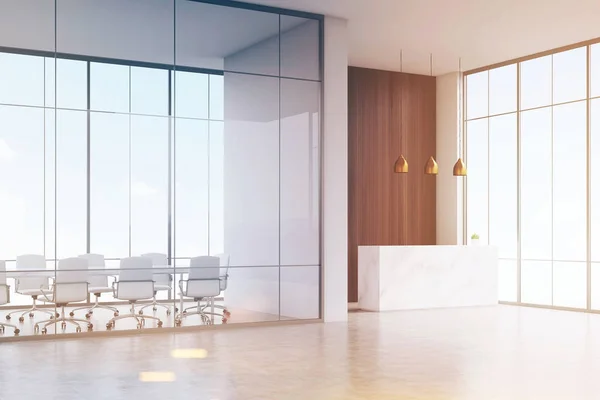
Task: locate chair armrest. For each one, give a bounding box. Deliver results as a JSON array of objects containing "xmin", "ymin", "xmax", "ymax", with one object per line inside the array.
[
  {"xmin": 178, "ymin": 280, "xmax": 186, "ymax": 296},
  {"xmin": 39, "ymin": 285, "xmax": 53, "ymax": 303}
]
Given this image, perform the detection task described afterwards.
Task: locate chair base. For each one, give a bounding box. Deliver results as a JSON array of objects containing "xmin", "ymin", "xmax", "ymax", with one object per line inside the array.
[
  {"xmin": 72, "ymin": 294, "xmax": 119, "ymax": 318},
  {"xmin": 5, "ymin": 296, "xmax": 58, "ymax": 323},
  {"xmin": 107, "ymin": 303, "xmax": 163, "ymax": 330},
  {"xmin": 176, "ymin": 297, "xmax": 225, "ymax": 326},
  {"xmin": 138, "ymin": 301, "xmax": 172, "ymax": 316},
  {"xmin": 34, "ymin": 306, "xmax": 93, "ymax": 334},
  {"xmin": 0, "ymin": 322, "xmax": 20, "ymax": 335},
  {"xmin": 182, "ymin": 301, "xmax": 230, "ymax": 318}
]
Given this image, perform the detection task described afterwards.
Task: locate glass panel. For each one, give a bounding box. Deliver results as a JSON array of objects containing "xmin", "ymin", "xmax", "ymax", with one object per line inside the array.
[
  {"xmin": 592, "ymin": 44, "xmax": 600, "ymax": 98},
  {"xmin": 280, "ymin": 266, "xmax": 319, "ymax": 319},
  {"xmin": 0, "ymin": 0, "xmax": 55, "ymax": 52},
  {"xmin": 56, "ymin": 0, "xmax": 175, "ymax": 65},
  {"xmin": 176, "ymin": 0, "xmax": 279, "ymax": 76},
  {"xmin": 466, "ymin": 71, "xmax": 488, "ymax": 120},
  {"xmin": 224, "ymin": 73, "xmax": 279, "ymax": 266},
  {"xmin": 592, "ymin": 99, "xmax": 600, "ymax": 261},
  {"xmin": 90, "ymin": 62, "xmax": 129, "ymax": 113},
  {"xmin": 174, "ymin": 119, "xmax": 209, "ymax": 258},
  {"xmin": 209, "ymin": 121, "xmax": 225, "ymax": 255},
  {"xmin": 591, "ymin": 263, "xmax": 600, "ymax": 309},
  {"xmin": 553, "ymin": 47, "xmax": 586, "ymax": 104},
  {"xmin": 0, "ymin": 53, "xmax": 45, "ymax": 107},
  {"xmin": 90, "ymin": 113, "xmax": 130, "ymax": 258},
  {"xmin": 489, "ymin": 64, "xmax": 517, "ymax": 115},
  {"xmin": 489, "ymin": 114, "xmax": 517, "ymax": 259},
  {"xmin": 521, "ymin": 108, "xmax": 552, "ymax": 260},
  {"xmin": 55, "ymin": 59, "xmax": 87, "ymax": 110},
  {"xmin": 130, "ymin": 115, "xmax": 169, "ymax": 255},
  {"xmin": 553, "ymin": 101, "xmax": 586, "ymax": 261},
  {"xmin": 0, "ymin": 106, "xmax": 45, "ymax": 258},
  {"xmin": 131, "ymin": 66, "xmax": 169, "ymax": 116},
  {"xmin": 520, "ymin": 55, "xmax": 552, "ymax": 110},
  {"xmin": 209, "ymin": 75, "xmax": 224, "ymax": 121},
  {"xmin": 55, "ymin": 110, "xmax": 87, "ymax": 258},
  {"xmin": 223, "ymin": 73, "xmax": 279, "ymax": 266},
  {"xmin": 173, "ymin": 71, "xmax": 209, "ymax": 119},
  {"xmin": 553, "ymin": 261, "xmax": 586, "ymax": 309},
  {"xmin": 280, "ymin": 79, "xmax": 320, "ymax": 265},
  {"xmin": 521, "ymin": 260, "xmax": 552, "ymax": 305},
  {"xmin": 498, "ymin": 259, "xmax": 517, "ymax": 302},
  {"xmin": 280, "ymin": 16, "xmax": 320, "ymax": 81},
  {"xmin": 224, "ymin": 266, "xmax": 281, "ymax": 323},
  {"xmin": 466, "ymin": 119, "xmax": 488, "ymax": 244},
  {"xmin": 45, "ymin": 111, "xmax": 56, "ymax": 260}
]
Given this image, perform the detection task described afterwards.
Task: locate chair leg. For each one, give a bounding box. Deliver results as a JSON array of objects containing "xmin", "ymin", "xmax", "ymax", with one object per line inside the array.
[
  {"xmin": 0, "ymin": 322, "xmax": 20, "ymax": 335},
  {"xmin": 107, "ymin": 303, "xmax": 163, "ymax": 330},
  {"xmin": 177, "ymin": 298, "xmax": 216, "ymax": 325},
  {"xmin": 138, "ymin": 292, "xmax": 172, "ymax": 316},
  {"xmin": 72, "ymin": 294, "xmax": 119, "ymax": 318},
  {"xmin": 5, "ymin": 296, "xmax": 57, "ymax": 323},
  {"xmin": 34, "ymin": 305, "xmax": 93, "ymax": 334}
]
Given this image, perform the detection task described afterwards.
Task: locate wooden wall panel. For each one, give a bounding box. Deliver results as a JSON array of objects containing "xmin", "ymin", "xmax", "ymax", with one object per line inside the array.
[{"xmin": 348, "ymin": 67, "xmax": 436, "ymax": 302}]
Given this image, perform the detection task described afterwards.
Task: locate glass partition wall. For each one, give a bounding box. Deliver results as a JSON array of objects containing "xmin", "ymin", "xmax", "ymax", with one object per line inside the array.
[
  {"xmin": 0, "ymin": 0, "xmax": 322, "ymax": 339},
  {"xmin": 465, "ymin": 41, "xmax": 600, "ymax": 312}
]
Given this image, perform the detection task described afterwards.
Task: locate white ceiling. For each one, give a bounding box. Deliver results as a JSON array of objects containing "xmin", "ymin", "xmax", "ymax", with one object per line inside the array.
[{"xmin": 249, "ymin": 0, "xmax": 600, "ymax": 75}]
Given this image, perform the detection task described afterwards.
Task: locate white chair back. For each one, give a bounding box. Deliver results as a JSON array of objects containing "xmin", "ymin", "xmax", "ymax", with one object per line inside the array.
[
  {"xmin": 15, "ymin": 254, "xmax": 49, "ymax": 292},
  {"xmin": 116, "ymin": 257, "xmax": 154, "ymax": 300},
  {"xmin": 142, "ymin": 253, "xmax": 171, "ymax": 287},
  {"xmin": 79, "ymin": 253, "xmax": 105, "ymax": 267},
  {"xmin": 186, "ymin": 256, "xmax": 220, "ymax": 298},
  {"xmin": 142, "ymin": 253, "xmax": 168, "ymax": 265},
  {"xmin": 79, "ymin": 253, "xmax": 108, "ymax": 288},
  {"xmin": 54, "ymin": 257, "xmax": 89, "ymax": 304},
  {"xmin": 0, "ymin": 260, "xmax": 8, "ymax": 305},
  {"xmin": 0, "ymin": 260, "xmax": 5, "ymax": 285},
  {"xmin": 214, "ymin": 253, "xmax": 230, "ymax": 291},
  {"xmin": 119, "ymin": 257, "xmax": 153, "ymax": 281}
]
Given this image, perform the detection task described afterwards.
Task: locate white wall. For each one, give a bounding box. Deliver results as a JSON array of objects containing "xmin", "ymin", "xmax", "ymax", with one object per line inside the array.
[
  {"xmin": 322, "ymin": 16, "xmax": 348, "ymax": 322},
  {"xmin": 436, "ymin": 72, "xmax": 464, "ymax": 245}
]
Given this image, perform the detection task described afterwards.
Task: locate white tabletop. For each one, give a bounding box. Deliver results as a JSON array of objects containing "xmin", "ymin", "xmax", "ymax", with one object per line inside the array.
[{"xmin": 4, "ymin": 265, "xmax": 191, "ymax": 278}]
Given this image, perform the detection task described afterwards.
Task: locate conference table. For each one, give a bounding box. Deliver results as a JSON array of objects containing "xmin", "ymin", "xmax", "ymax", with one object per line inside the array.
[{"xmin": 4, "ymin": 265, "xmax": 192, "ymax": 278}]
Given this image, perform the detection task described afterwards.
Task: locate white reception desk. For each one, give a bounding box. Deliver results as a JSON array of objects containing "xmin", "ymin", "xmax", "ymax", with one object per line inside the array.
[{"xmin": 358, "ymin": 245, "xmax": 498, "ymax": 312}]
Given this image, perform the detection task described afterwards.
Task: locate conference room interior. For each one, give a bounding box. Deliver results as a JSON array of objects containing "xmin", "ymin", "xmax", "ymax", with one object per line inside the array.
[{"xmin": 0, "ymin": 0, "xmax": 322, "ymax": 339}]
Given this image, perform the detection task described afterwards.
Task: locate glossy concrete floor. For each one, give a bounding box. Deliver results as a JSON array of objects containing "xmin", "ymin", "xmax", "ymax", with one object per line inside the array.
[{"xmin": 1, "ymin": 305, "xmax": 599, "ymax": 400}]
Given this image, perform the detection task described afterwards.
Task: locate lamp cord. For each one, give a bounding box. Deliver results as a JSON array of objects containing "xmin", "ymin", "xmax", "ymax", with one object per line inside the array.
[{"xmin": 458, "ymin": 57, "xmax": 462, "ymax": 158}]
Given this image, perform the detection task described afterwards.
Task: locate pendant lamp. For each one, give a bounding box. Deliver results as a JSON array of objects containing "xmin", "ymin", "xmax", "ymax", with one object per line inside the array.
[
  {"xmin": 394, "ymin": 155, "xmax": 408, "ymax": 173},
  {"xmin": 424, "ymin": 156, "xmax": 438, "ymax": 175},
  {"xmin": 424, "ymin": 53, "xmax": 438, "ymax": 175},
  {"xmin": 393, "ymin": 50, "xmax": 408, "ymax": 173},
  {"xmin": 453, "ymin": 57, "xmax": 467, "ymax": 176}
]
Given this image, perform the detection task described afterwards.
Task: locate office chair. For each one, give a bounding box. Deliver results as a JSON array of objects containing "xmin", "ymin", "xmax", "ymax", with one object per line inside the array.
[
  {"xmin": 0, "ymin": 261, "xmax": 20, "ymax": 335},
  {"xmin": 6, "ymin": 254, "xmax": 56, "ymax": 323},
  {"xmin": 72, "ymin": 253, "xmax": 119, "ymax": 318},
  {"xmin": 106, "ymin": 257, "xmax": 163, "ymax": 330},
  {"xmin": 139, "ymin": 253, "xmax": 172, "ymax": 316},
  {"xmin": 180, "ymin": 253, "xmax": 231, "ymax": 320},
  {"xmin": 35, "ymin": 257, "xmax": 93, "ymax": 334},
  {"xmin": 175, "ymin": 256, "xmax": 221, "ymax": 326}
]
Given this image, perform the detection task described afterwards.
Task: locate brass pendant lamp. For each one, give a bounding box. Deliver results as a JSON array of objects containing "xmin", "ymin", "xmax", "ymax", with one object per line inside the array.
[
  {"xmin": 393, "ymin": 50, "xmax": 408, "ymax": 173},
  {"xmin": 424, "ymin": 53, "xmax": 438, "ymax": 175},
  {"xmin": 453, "ymin": 57, "xmax": 467, "ymax": 176}
]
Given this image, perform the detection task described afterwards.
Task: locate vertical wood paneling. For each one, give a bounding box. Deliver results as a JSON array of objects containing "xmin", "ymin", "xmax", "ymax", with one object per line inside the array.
[{"xmin": 348, "ymin": 67, "xmax": 436, "ymax": 302}]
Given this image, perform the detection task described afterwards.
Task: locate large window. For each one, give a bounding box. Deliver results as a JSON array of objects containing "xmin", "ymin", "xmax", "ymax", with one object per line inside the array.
[{"xmin": 466, "ymin": 44, "xmax": 600, "ymax": 310}]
